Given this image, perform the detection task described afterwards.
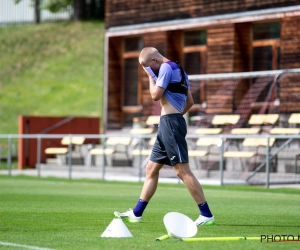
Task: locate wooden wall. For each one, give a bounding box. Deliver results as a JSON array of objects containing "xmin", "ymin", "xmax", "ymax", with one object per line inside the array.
[
  {"xmin": 279, "ymin": 16, "xmax": 300, "ymax": 112},
  {"xmin": 166, "ymin": 30, "xmax": 183, "ymax": 64},
  {"xmin": 233, "ymin": 23, "xmax": 252, "ymax": 111},
  {"xmin": 207, "ymin": 24, "xmax": 235, "ymax": 74},
  {"xmin": 281, "ymin": 16, "xmax": 300, "ymax": 69},
  {"xmin": 107, "ymin": 36, "xmax": 123, "ymax": 128},
  {"xmin": 105, "ymin": 1, "xmax": 300, "ymax": 128},
  {"xmin": 279, "ymin": 75, "xmax": 300, "ymax": 112},
  {"xmin": 105, "ymin": 0, "xmax": 299, "ymax": 29},
  {"xmin": 234, "ymin": 23, "xmax": 252, "ymax": 73},
  {"xmin": 205, "ymin": 24, "xmax": 235, "ymax": 113}
]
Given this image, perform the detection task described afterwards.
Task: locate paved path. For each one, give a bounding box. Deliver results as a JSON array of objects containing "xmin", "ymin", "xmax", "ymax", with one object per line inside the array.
[{"xmin": 1, "ymin": 168, "xmax": 300, "ymax": 189}]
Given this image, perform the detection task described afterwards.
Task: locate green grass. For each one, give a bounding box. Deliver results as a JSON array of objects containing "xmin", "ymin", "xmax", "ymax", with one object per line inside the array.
[
  {"xmin": 0, "ymin": 21, "xmax": 104, "ymax": 135},
  {"xmin": 0, "ymin": 175, "xmax": 299, "ymax": 250}
]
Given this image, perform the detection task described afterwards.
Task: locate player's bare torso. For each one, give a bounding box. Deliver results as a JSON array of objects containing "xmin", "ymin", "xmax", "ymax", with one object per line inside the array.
[{"xmin": 160, "ymin": 96, "xmax": 181, "ymax": 116}]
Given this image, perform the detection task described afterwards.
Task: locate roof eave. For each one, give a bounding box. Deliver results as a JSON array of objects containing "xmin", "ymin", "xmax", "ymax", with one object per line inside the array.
[{"xmin": 106, "ymin": 5, "xmax": 300, "ymax": 37}]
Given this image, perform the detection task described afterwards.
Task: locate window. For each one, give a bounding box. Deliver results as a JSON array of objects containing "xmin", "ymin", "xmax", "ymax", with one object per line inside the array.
[
  {"xmin": 253, "ymin": 22, "xmax": 280, "ymax": 40},
  {"xmin": 252, "ymin": 22, "xmax": 280, "ymax": 71},
  {"xmin": 184, "ymin": 30, "xmax": 206, "ymax": 46},
  {"xmin": 124, "ymin": 58, "xmax": 138, "ymax": 106},
  {"xmin": 183, "ymin": 30, "xmax": 207, "ymax": 115},
  {"xmin": 124, "ymin": 37, "xmax": 143, "ymax": 52},
  {"xmin": 184, "ymin": 52, "xmax": 201, "ymax": 104},
  {"xmin": 253, "ymin": 46, "xmax": 273, "ymax": 71},
  {"xmin": 251, "ymin": 22, "xmax": 280, "ymax": 110},
  {"xmin": 122, "ymin": 37, "xmax": 143, "ymax": 125}
]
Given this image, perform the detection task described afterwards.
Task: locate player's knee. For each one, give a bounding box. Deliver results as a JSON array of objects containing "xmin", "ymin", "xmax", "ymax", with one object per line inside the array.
[
  {"xmin": 174, "ymin": 163, "xmax": 191, "ymax": 179},
  {"xmin": 173, "ymin": 167, "xmax": 184, "ymax": 179},
  {"xmin": 145, "ymin": 163, "xmax": 160, "ymax": 177},
  {"xmin": 175, "ymin": 170, "xmax": 183, "ymax": 180}
]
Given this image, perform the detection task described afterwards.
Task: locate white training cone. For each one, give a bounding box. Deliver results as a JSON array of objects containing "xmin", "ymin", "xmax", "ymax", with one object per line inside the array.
[
  {"xmin": 101, "ymin": 218, "xmax": 133, "ymax": 238},
  {"xmin": 163, "ymin": 212, "xmax": 197, "ymax": 239}
]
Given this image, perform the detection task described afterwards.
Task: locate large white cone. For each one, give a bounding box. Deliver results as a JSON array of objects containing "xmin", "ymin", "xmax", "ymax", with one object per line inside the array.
[
  {"xmin": 101, "ymin": 218, "xmax": 133, "ymax": 238},
  {"xmin": 163, "ymin": 212, "xmax": 197, "ymax": 239}
]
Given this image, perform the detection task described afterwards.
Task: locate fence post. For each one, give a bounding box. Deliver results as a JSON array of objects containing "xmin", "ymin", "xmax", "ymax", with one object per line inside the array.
[
  {"xmin": 219, "ymin": 137, "xmax": 224, "ymax": 186},
  {"xmin": 37, "ymin": 135, "xmax": 41, "ymax": 177},
  {"xmin": 101, "ymin": 135, "xmax": 106, "ymax": 180},
  {"xmin": 68, "ymin": 135, "xmax": 72, "ymax": 180},
  {"xmin": 138, "ymin": 135, "xmax": 143, "ymax": 182},
  {"xmin": 265, "ymin": 137, "xmax": 270, "ymax": 188},
  {"xmin": 7, "ymin": 136, "xmax": 12, "ymax": 176}
]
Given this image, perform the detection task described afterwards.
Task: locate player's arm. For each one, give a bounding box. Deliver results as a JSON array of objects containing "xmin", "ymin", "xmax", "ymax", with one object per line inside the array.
[
  {"xmin": 149, "ymin": 79, "xmax": 165, "ymax": 101},
  {"xmin": 143, "ymin": 67, "xmax": 165, "ymax": 101},
  {"xmin": 182, "ymin": 90, "xmax": 194, "ymax": 115}
]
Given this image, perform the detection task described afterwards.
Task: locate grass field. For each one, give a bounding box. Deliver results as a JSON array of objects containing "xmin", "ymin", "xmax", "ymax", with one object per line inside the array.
[
  {"xmin": 0, "ymin": 21, "xmax": 104, "ymax": 135},
  {"xmin": 0, "ymin": 175, "xmax": 299, "ymax": 250}
]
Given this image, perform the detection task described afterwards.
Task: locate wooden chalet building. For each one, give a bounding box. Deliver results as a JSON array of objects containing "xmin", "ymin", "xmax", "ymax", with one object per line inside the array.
[{"xmin": 103, "ymin": 1, "xmax": 300, "ymax": 131}]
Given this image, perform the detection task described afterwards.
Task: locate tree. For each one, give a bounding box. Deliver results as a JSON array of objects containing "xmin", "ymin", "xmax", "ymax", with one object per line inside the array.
[
  {"xmin": 73, "ymin": 0, "xmax": 86, "ymax": 21},
  {"xmin": 42, "ymin": 0, "xmax": 86, "ymax": 21},
  {"xmin": 15, "ymin": 0, "xmax": 41, "ymax": 23},
  {"xmin": 15, "ymin": 0, "xmax": 105, "ymax": 22}
]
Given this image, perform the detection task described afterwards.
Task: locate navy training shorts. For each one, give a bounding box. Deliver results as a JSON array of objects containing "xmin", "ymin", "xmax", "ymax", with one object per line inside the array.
[{"xmin": 150, "ymin": 113, "xmax": 189, "ymax": 166}]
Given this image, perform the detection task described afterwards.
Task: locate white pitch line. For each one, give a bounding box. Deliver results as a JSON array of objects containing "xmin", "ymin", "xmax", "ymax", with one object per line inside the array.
[{"xmin": 0, "ymin": 241, "xmax": 53, "ymax": 250}]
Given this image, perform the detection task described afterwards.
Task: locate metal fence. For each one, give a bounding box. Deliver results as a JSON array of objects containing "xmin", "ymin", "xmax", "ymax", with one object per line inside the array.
[
  {"xmin": 0, "ymin": 0, "xmax": 72, "ymax": 26},
  {"xmin": 1, "ymin": 133, "xmax": 300, "ymax": 188}
]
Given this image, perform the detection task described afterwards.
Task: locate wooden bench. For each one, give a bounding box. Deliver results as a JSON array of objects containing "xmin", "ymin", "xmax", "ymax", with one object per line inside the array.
[
  {"xmin": 89, "ymin": 137, "xmax": 132, "ymax": 166},
  {"xmin": 45, "ymin": 136, "xmax": 85, "ymax": 164},
  {"xmin": 270, "ymin": 128, "xmax": 300, "ymax": 134},
  {"xmin": 288, "ymin": 113, "xmax": 300, "ymax": 124},
  {"xmin": 227, "ymin": 127, "xmax": 261, "ymax": 150},
  {"xmin": 61, "ymin": 136, "xmax": 85, "ymax": 146},
  {"xmin": 247, "ymin": 114, "xmax": 279, "ymax": 134},
  {"xmin": 193, "ymin": 129, "xmax": 223, "ymax": 171},
  {"xmin": 45, "ymin": 147, "xmax": 68, "ymax": 155},
  {"xmin": 193, "ymin": 128, "xmax": 223, "ymax": 148},
  {"xmin": 224, "ymin": 137, "xmax": 276, "ymax": 171},
  {"xmin": 145, "ymin": 115, "xmax": 160, "ymax": 126},
  {"xmin": 131, "ymin": 137, "xmax": 156, "ymax": 157},
  {"xmin": 89, "ymin": 148, "xmax": 115, "ymax": 156},
  {"xmin": 248, "ymin": 114, "xmax": 279, "ymax": 125},
  {"xmin": 230, "ymin": 128, "xmax": 261, "ymax": 134},
  {"xmin": 130, "ymin": 127, "xmax": 155, "ymax": 149},
  {"xmin": 242, "ymin": 138, "xmax": 276, "ymax": 147},
  {"xmin": 194, "ymin": 128, "xmax": 223, "ymax": 135},
  {"xmin": 224, "ymin": 151, "xmax": 256, "ymax": 158},
  {"xmin": 130, "ymin": 128, "xmax": 154, "ymax": 135},
  {"xmin": 211, "ymin": 114, "xmax": 240, "ymax": 126}
]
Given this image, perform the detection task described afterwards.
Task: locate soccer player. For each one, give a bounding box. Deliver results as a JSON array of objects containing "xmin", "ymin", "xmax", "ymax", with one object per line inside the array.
[{"xmin": 114, "ymin": 47, "xmax": 215, "ymax": 226}]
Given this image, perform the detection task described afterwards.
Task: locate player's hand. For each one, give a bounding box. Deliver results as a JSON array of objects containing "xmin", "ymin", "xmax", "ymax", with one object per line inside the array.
[{"xmin": 142, "ymin": 66, "xmax": 151, "ymax": 76}]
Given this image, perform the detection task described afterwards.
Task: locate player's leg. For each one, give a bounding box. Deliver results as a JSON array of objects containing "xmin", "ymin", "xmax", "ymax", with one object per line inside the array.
[
  {"xmin": 114, "ymin": 160, "xmax": 164, "ymax": 223},
  {"xmin": 140, "ymin": 160, "xmax": 164, "ymax": 201},
  {"xmin": 173, "ymin": 162, "xmax": 206, "ymax": 204},
  {"xmin": 114, "ymin": 134, "xmax": 167, "ymax": 223},
  {"xmin": 173, "ymin": 162, "xmax": 215, "ymax": 226}
]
